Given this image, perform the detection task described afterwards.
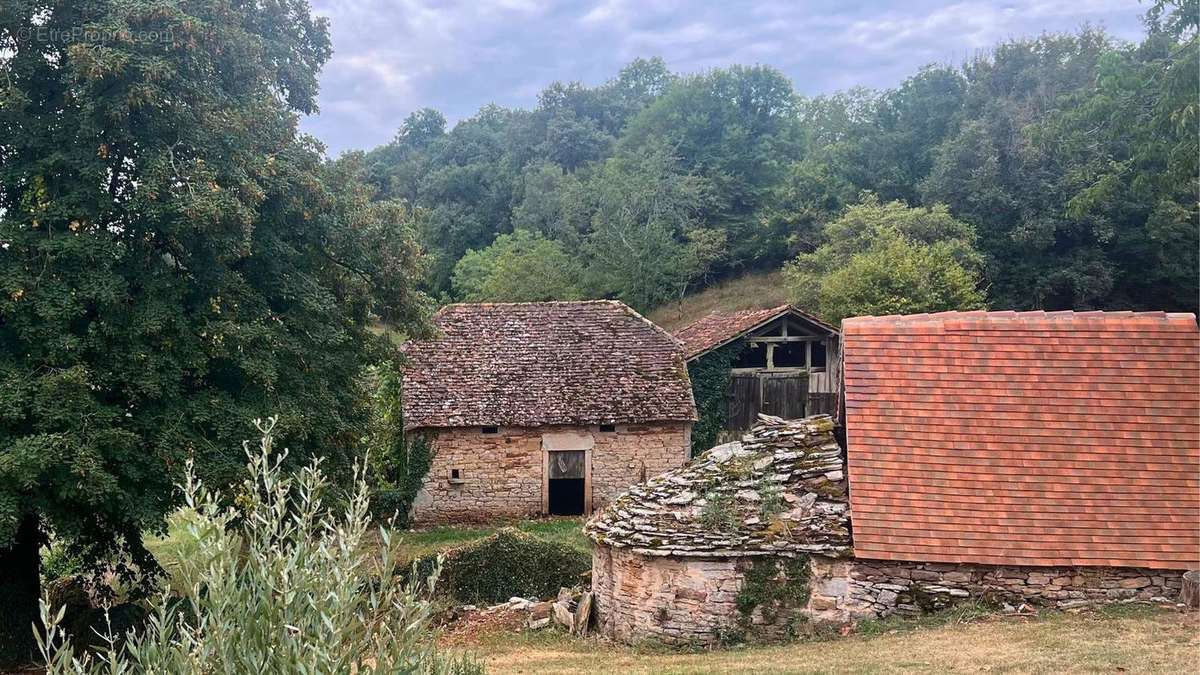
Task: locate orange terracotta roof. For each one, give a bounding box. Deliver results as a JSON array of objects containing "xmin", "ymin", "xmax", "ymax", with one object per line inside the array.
[
  {"xmin": 843, "ymin": 310, "xmax": 1200, "ymax": 570},
  {"xmin": 674, "ymin": 305, "xmax": 836, "ymax": 360},
  {"xmin": 402, "ymin": 301, "xmax": 697, "ymax": 430}
]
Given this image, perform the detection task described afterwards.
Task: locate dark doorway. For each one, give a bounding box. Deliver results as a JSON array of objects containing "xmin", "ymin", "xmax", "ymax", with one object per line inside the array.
[{"xmin": 548, "ymin": 450, "xmax": 586, "ymax": 515}]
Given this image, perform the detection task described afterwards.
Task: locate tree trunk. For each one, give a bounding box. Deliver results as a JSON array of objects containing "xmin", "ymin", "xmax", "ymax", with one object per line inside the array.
[{"xmin": 0, "ymin": 514, "xmax": 43, "ymax": 668}]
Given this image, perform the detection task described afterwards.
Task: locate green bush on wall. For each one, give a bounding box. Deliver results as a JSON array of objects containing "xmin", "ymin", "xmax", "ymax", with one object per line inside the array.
[
  {"xmin": 368, "ymin": 362, "xmax": 434, "ymax": 525},
  {"xmin": 688, "ymin": 341, "xmax": 744, "ymax": 456},
  {"xmin": 412, "ymin": 528, "xmax": 591, "ymax": 604}
]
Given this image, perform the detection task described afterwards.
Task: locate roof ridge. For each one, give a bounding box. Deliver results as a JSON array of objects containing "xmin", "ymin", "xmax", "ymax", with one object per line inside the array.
[
  {"xmin": 843, "ymin": 309, "xmax": 1199, "ymax": 324},
  {"xmin": 612, "ymin": 301, "xmax": 685, "ymax": 349}
]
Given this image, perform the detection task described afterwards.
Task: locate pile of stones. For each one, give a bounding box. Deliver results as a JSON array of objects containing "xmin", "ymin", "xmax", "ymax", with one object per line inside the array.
[
  {"xmin": 585, "ymin": 414, "xmax": 852, "ymax": 558},
  {"xmin": 476, "ymin": 587, "xmax": 595, "ymax": 635}
]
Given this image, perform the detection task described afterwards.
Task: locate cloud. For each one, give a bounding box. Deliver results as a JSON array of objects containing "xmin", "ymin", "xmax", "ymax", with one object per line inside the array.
[{"xmin": 301, "ymin": 0, "xmax": 1147, "ymax": 155}]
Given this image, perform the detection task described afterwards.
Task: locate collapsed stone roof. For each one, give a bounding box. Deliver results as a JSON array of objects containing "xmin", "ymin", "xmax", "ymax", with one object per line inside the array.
[
  {"xmin": 402, "ymin": 300, "xmax": 697, "ymax": 430},
  {"xmin": 674, "ymin": 304, "xmax": 838, "ymax": 361},
  {"xmin": 584, "ymin": 415, "xmax": 851, "ymax": 557}
]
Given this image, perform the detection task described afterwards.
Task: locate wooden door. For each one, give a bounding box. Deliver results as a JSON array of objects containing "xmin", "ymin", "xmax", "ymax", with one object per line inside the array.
[
  {"xmin": 728, "ymin": 373, "xmax": 761, "ymax": 431},
  {"xmin": 762, "ymin": 373, "xmax": 809, "ymax": 420}
]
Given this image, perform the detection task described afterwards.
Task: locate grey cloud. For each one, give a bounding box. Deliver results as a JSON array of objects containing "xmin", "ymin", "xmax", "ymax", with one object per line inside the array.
[{"xmin": 301, "ymin": 0, "xmax": 1146, "ymax": 155}]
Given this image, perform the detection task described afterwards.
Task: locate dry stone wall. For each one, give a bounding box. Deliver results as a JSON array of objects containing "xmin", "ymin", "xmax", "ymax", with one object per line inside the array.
[
  {"xmin": 809, "ymin": 559, "xmax": 1186, "ymax": 617},
  {"xmin": 591, "ymin": 545, "xmax": 812, "ymax": 646},
  {"xmin": 410, "ymin": 422, "xmax": 689, "ymax": 524}
]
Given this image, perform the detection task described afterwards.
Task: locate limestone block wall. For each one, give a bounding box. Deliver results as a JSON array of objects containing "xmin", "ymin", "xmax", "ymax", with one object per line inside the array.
[
  {"xmin": 591, "ymin": 423, "xmax": 690, "ymax": 510},
  {"xmin": 593, "ymin": 545, "xmax": 1190, "ymax": 645},
  {"xmin": 410, "ymin": 422, "xmax": 689, "ymax": 524},
  {"xmin": 591, "ymin": 545, "xmax": 812, "ymax": 646},
  {"xmin": 805, "ymin": 558, "xmax": 1186, "ymax": 619}
]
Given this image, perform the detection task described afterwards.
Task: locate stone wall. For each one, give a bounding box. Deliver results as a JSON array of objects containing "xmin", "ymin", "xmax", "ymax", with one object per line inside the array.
[
  {"xmin": 591, "ymin": 545, "xmax": 812, "ymax": 646},
  {"xmin": 593, "ymin": 547, "xmax": 1190, "ymax": 645},
  {"xmin": 410, "ymin": 422, "xmax": 689, "ymax": 524},
  {"xmin": 806, "ymin": 558, "xmax": 1186, "ymax": 619}
]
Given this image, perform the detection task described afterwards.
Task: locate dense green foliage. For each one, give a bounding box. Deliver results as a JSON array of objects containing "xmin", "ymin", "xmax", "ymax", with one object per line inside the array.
[
  {"xmin": 358, "ymin": 4, "xmax": 1197, "ymax": 317},
  {"xmin": 452, "ymin": 229, "xmax": 583, "ymax": 302},
  {"xmin": 687, "ymin": 342, "xmax": 745, "ymax": 456},
  {"xmin": 784, "ymin": 197, "xmax": 986, "ymax": 322},
  {"xmin": 367, "ymin": 364, "xmax": 434, "ymax": 525},
  {"xmin": 0, "ymin": 0, "xmax": 428, "ymax": 661},
  {"xmin": 412, "ymin": 528, "xmax": 591, "ymax": 605},
  {"xmin": 37, "ymin": 419, "xmax": 479, "ymax": 674}
]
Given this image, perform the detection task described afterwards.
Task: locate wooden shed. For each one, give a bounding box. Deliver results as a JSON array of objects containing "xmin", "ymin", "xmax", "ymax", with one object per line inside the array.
[{"xmin": 674, "ymin": 305, "xmax": 840, "ymax": 453}]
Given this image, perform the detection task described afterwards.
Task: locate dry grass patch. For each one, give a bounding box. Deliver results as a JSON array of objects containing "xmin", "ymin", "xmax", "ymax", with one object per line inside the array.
[
  {"xmin": 476, "ymin": 606, "xmax": 1198, "ymax": 674},
  {"xmin": 648, "ymin": 270, "xmax": 790, "ymax": 332}
]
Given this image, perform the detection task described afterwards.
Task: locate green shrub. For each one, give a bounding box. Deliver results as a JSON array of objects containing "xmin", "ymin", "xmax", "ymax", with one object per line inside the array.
[
  {"xmin": 40, "ymin": 538, "xmax": 85, "ymax": 583},
  {"xmin": 699, "ymin": 490, "xmax": 737, "ymax": 532},
  {"xmin": 37, "ymin": 417, "xmax": 480, "ymax": 674},
  {"xmin": 414, "ymin": 528, "xmax": 590, "ymax": 605},
  {"xmin": 367, "ymin": 362, "xmax": 435, "ymax": 525}
]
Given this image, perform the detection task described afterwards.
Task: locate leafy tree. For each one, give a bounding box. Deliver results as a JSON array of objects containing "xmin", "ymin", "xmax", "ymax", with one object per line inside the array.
[
  {"xmin": 451, "ymin": 230, "xmax": 583, "ymax": 302},
  {"xmin": 784, "ymin": 197, "xmax": 986, "ymax": 322},
  {"xmin": 0, "ymin": 0, "xmax": 427, "ymax": 662},
  {"xmin": 510, "ymin": 160, "xmax": 589, "ymax": 245},
  {"xmin": 582, "ymin": 147, "xmax": 718, "ymax": 311},
  {"xmin": 619, "ymin": 65, "xmax": 803, "ymax": 268}
]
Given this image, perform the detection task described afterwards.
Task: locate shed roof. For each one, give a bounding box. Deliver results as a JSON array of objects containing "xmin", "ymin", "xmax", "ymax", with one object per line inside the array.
[
  {"xmin": 584, "ymin": 415, "xmax": 852, "ymax": 557},
  {"xmin": 674, "ymin": 305, "xmax": 837, "ymax": 361},
  {"xmin": 402, "ymin": 300, "xmax": 697, "ymax": 430},
  {"xmin": 843, "ymin": 310, "xmax": 1200, "ymax": 570}
]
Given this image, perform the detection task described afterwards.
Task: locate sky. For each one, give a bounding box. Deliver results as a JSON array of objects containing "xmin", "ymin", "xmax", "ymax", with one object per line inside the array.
[{"xmin": 303, "ymin": 0, "xmax": 1149, "ymax": 156}]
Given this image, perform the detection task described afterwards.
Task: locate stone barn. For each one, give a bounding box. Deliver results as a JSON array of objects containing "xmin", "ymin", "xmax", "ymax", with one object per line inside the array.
[
  {"xmin": 402, "ymin": 300, "xmax": 697, "ymax": 524},
  {"xmin": 585, "ymin": 415, "xmax": 852, "ymax": 645}
]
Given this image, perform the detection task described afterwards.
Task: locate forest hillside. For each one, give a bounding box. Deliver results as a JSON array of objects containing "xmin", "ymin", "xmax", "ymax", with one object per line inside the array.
[{"xmin": 349, "ymin": 8, "xmax": 1198, "ymax": 321}]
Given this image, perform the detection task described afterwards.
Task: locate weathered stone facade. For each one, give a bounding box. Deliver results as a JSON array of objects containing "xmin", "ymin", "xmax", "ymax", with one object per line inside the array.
[
  {"xmin": 591, "ymin": 545, "xmax": 814, "ymax": 646},
  {"xmin": 805, "ymin": 558, "xmax": 1187, "ymax": 618},
  {"xmin": 410, "ymin": 422, "xmax": 690, "ymax": 524},
  {"xmin": 586, "ymin": 415, "xmax": 851, "ymax": 645}
]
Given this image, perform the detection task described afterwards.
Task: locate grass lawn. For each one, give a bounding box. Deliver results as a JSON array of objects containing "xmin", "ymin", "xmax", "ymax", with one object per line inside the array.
[
  {"xmin": 396, "ymin": 516, "xmax": 589, "ymax": 564},
  {"xmin": 466, "ymin": 604, "xmax": 1198, "ymax": 674}
]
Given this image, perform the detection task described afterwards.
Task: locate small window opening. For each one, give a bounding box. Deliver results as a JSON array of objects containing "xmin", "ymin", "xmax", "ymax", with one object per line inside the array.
[
  {"xmin": 732, "ymin": 342, "xmax": 768, "ymax": 369},
  {"xmin": 599, "ymin": 424, "xmax": 616, "ymax": 433},
  {"xmin": 811, "ymin": 342, "xmax": 828, "ymax": 370},
  {"xmin": 450, "ymin": 468, "xmax": 461, "ymax": 479},
  {"xmin": 773, "ymin": 341, "xmax": 808, "ymax": 368},
  {"xmin": 481, "ymin": 425, "xmax": 499, "ymax": 435}
]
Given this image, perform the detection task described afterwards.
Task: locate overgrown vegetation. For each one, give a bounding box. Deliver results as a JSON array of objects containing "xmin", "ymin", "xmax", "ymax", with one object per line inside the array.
[
  {"xmin": 687, "ymin": 341, "xmax": 745, "ymax": 456},
  {"xmin": 784, "ymin": 197, "xmax": 987, "ymax": 322},
  {"xmin": 412, "ymin": 528, "xmax": 591, "ymax": 605},
  {"xmin": 731, "ymin": 556, "xmax": 813, "ymax": 640},
  {"xmin": 367, "ymin": 363, "xmax": 434, "ymax": 525},
  {"xmin": 37, "ymin": 418, "xmax": 479, "ymax": 674},
  {"xmin": 699, "ymin": 490, "xmax": 738, "ymax": 532},
  {"xmin": 0, "ymin": 0, "xmax": 430, "ymax": 660}
]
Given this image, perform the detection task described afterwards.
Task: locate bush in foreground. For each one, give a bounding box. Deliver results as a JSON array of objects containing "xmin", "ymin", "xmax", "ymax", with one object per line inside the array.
[
  {"xmin": 37, "ymin": 418, "xmax": 480, "ymax": 674},
  {"xmin": 415, "ymin": 528, "xmax": 591, "ymax": 605}
]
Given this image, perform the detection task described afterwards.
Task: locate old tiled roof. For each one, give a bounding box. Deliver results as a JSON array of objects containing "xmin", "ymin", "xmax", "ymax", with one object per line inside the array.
[
  {"xmin": 674, "ymin": 305, "xmax": 837, "ymax": 360},
  {"xmin": 584, "ymin": 415, "xmax": 852, "ymax": 557},
  {"xmin": 843, "ymin": 310, "xmax": 1200, "ymax": 570},
  {"xmin": 402, "ymin": 300, "xmax": 697, "ymax": 430}
]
